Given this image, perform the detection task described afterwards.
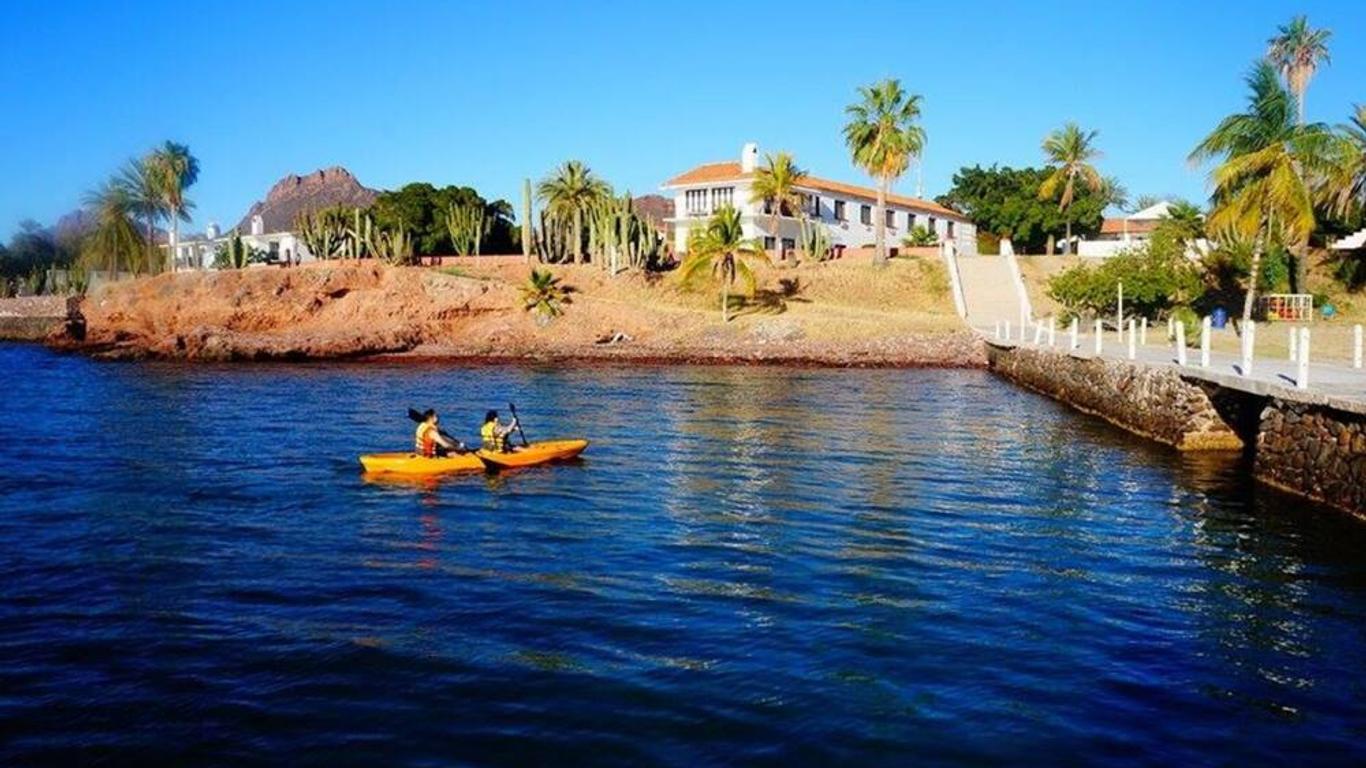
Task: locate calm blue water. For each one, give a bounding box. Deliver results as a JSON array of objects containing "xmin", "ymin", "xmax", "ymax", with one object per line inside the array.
[{"xmin": 1, "ymin": 343, "xmax": 1365, "ymax": 766}]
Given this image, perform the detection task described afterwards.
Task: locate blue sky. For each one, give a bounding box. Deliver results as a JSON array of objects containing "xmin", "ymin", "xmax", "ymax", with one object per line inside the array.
[{"xmin": 2, "ymin": 0, "xmax": 1363, "ymax": 239}]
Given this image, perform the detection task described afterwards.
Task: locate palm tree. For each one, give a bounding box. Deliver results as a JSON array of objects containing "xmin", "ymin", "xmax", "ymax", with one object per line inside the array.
[
  {"xmin": 1039, "ymin": 123, "xmax": 1104, "ymax": 254},
  {"xmin": 1327, "ymin": 105, "xmax": 1366, "ymax": 218},
  {"xmin": 1266, "ymin": 15, "xmax": 1331, "ymax": 126},
  {"xmin": 681, "ymin": 205, "xmax": 768, "ymax": 322},
  {"xmin": 116, "ymin": 157, "xmax": 162, "ymax": 274},
  {"xmin": 843, "ymin": 79, "xmax": 925, "ymax": 265},
  {"xmin": 1163, "ymin": 200, "xmax": 1206, "ymax": 245},
  {"xmin": 536, "ymin": 161, "xmax": 610, "ymax": 265},
  {"xmin": 81, "ymin": 180, "xmax": 145, "ymax": 276},
  {"xmin": 1190, "ymin": 61, "xmax": 1337, "ymax": 325},
  {"xmin": 748, "ymin": 151, "xmax": 807, "ymax": 260},
  {"xmin": 148, "ymin": 142, "xmax": 199, "ymax": 272},
  {"xmin": 520, "ymin": 268, "xmax": 572, "ymax": 325}
]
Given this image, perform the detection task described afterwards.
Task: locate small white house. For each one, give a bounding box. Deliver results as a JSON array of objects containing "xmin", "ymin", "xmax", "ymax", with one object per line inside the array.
[
  {"xmin": 1077, "ymin": 201, "xmax": 1174, "ymax": 258},
  {"xmin": 168, "ymin": 215, "xmax": 310, "ymax": 269},
  {"xmin": 662, "ymin": 143, "xmax": 976, "ymax": 257}
]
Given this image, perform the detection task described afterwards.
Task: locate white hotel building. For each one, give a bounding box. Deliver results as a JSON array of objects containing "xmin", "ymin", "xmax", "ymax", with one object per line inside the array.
[{"xmin": 663, "ymin": 143, "xmax": 976, "ymax": 256}]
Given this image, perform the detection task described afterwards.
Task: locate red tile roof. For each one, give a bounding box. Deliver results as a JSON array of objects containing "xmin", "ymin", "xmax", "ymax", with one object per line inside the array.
[
  {"xmin": 663, "ymin": 161, "xmax": 967, "ymax": 221},
  {"xmin": 1099, "ymin": 218, "xmax": 1161, "ymax": 236}
]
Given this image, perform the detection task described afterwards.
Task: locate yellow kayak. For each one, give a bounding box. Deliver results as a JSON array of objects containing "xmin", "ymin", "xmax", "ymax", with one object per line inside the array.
[
  {"xmin": 477, "ymin": 439, "xmax": 589, "ymax": 469},
  {"xmin": 359, "ymin": 452, "xmax": 484, "ymax": 475}
]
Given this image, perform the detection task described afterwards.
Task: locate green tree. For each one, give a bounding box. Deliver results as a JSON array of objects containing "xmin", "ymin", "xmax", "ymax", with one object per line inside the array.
[
  {"xmin": 936, "ymin": 165, "xmax": 1109, "ymax": 252},
  {"xmin": 681, "ymin": 205, "xmax": 768, "ymax": 322},
  {"xmin": 1266, "ymin": 15, "xmax": 1331, "ymax": 126},
  {"xmin": 843, "ymin": 78, "xmax": 925, "ymax": 266},
  {"xmin": 148, "ymin": 142, "xmax": 198, "ymax": 272},
  {"xmin": 521, "ymin": 268, "xmax": 572, "ymax": 325},
  {"xmin": 1190, "ymin": 61, "xmax": 1337, "ymax": 324},
  {"xmin": 748, "ymin": 151, "xmax": 807, "ymax": 259},
  {"xmin": 81, "ymin": 181, "xmax": 145, "ymax": 275},
  {"xmin": 1039, "ymin": 123, "xmax": 1104, "ymax": 254},
  {"xmin": 537, "ymin": 161, "xmax": 610, "ymax": 265}
]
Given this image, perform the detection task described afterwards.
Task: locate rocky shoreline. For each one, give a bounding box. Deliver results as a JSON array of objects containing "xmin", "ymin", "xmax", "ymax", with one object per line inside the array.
[{"xmin": 34, "ymin": 263, "xmax": 985, "ymax": 368}]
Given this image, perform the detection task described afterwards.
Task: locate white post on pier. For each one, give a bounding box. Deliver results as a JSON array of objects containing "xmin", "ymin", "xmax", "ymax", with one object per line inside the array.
[
  {"xmin": 1070, "ymin": 317, "xmax": 1079, "ymax": 350},
  {"xmin": 1175, "ymin": 320, "xmax": 1187, "ymax": 366},
  {"xmin": 1139, "ymin": 317, "xmax": 1148, "ymax": 346},
  {"xmin": 1048, "ymin": 317, "xmax": 1057, "ymax": 348},
  {"xmin": 1116, "ymin": 280, "xmax": 1124, "ymax": 345},
  {"xmin": 1200, "ymin": 316, "xmax": 1211, "ymax": 368},
  {"xmin": 1033, "ymin": 320, "xmax": 1044, "ymax": 345},
  {"xmin": 1019, "ymin": 306, "xmax": 1028, "ymax": 342},
  {"xmin": 1354, "ymin": 324, "xmax": 1363, "ymax": 369},
  {"xmin": 994, "ymin": 320, "xmax": 1001, "ymax": 340},
  {"xmin": 1004, "ymin": 320, "xmax": 1011, "ymax": 341},
  {"xmin": 1167, "ymin": 316, "xmax": 1174, "ymax": 341},
  {"xmin": 1296, "ymin": 327, "xmax": 1310, "ymax": 390},
  {"xmin": 1241, "ymin": 320, "xmax": 1256, "ymax": 376},
  {"xmin": 1127, "ymin": 320, "xmax": 1136, "ymax": 360},
  {"xmin": 1288, "ymin": 325, "xmax": 1298, "ymax": 361},
  {"xmin": 1094, "ymin": 319, "xmax": 1103, "ymax": 355}
]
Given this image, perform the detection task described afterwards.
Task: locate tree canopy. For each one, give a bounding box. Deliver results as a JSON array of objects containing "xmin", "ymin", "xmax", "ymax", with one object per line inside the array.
[
  {"xmin": 371, "ymin": 183, "xmax": 516, "ymax": 255},
  {"xmin": 936, "ymin": 164, "xmax": 1111, "ymax": 252}
]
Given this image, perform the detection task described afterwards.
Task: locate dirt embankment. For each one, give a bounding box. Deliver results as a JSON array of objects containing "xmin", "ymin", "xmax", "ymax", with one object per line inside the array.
[{"xmin": 47, "ymin": 259, "xmax": 985, "ymax": 368}]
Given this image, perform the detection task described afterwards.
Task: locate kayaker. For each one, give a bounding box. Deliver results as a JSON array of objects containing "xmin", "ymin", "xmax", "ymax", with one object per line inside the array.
[
  {"xmin": 415, "ymin": 409, "xmax": 466, "ymax": 457},
  {"xmin": 480, "ymin": 410, "xmax": 520, "ymax": 453}
]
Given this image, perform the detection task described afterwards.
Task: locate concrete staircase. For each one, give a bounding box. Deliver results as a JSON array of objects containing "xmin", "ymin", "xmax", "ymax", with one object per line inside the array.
[
  {"xmin": 1331, "ymin": 229, "xmax": 1366, "ymax": 250},
  {"xmin": 955, "ymin": 254, "xmax": 1026, "ymax": 330}
]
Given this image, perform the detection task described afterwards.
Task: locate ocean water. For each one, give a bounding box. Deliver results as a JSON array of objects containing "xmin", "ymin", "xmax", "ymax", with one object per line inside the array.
[{"xmin": 1, "ymin": 343, "xmax": 1364, "ymax": 766}]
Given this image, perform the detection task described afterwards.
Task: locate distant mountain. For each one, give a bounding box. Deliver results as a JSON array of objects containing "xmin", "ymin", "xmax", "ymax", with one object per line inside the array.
[
  {"xmin": 632, "ymin": 194, "xmax": 674, "ymax": 232},
  {"xmin": 235, "ymin": 166, "xmax": 378, "ymax": 234}
]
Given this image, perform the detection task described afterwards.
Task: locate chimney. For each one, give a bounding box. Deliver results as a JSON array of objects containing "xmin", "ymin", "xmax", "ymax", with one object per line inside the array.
[
  {"xmin": 741, "ymin": 142, "xmax": 759, "ymax": 173},
  {"xmin": 250, "ymin": 214, "xmax": 264, "ymax": 236},
  {"xmin": 206, "ymin": 222, "xmax": 220, "ymax": 240}
]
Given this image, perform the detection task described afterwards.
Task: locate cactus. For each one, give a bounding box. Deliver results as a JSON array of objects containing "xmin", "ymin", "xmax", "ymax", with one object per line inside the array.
[
  {"xmin": 296, "ymin": 207, "xmax": 346, "ymax": 261},
  {"xmin": 446, "ymin": 203, "xmax": 487, "ymax": 256},
  {"xmin": 533, "ymin": 209, "xmax": 573, "ymax": 264},
  {"xmin": 584, "ymin": 193, "xmax": 665, "ymax": 273},
  {"xmin": 373, "ymin": 220, "xmax": 416, "ymax": 265},
  {"xmin": 340, "ymin": 208, "xmax": 377, "ymax": 260},
  {"xmin": 521, "ymin": 178, "xmax": 533, "ymax": 264},
  {"xmin": 799, "ymin": 218, "xmax": 833, "ymax": 262}
]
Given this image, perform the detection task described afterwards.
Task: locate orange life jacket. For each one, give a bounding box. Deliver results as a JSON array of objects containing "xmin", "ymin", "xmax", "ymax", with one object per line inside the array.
[{"xmin": 415, "ymin": 423, "xmax": 438, "ymax": 457}]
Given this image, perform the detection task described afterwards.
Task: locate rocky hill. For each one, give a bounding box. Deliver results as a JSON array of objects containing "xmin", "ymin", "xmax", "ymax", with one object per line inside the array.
[{"xmin": 235, "ymin": 167, "xmax": 378, "ymax": 234}]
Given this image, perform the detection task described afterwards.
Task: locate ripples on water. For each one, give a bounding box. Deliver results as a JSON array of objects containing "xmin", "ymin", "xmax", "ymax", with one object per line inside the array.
[{"xmin": 1, "ymin": 344, "xmax": 1365, "ymax": 766}]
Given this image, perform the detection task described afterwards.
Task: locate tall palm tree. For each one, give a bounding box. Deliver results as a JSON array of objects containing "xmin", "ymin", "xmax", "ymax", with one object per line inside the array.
[
  {"xmin": 1039, "ymin": 123, "xmax": 1104, "ymax": 254},
  {"xmin": 81, "ymin": 180, "xmax": 145, "ymax": 276},
  {"xmin": 1190, "ymin": 61, "xmax": 1337, "ymax": 325},
  {"xmin": 1163, "ymin": 200, "xmax": 1206, "ymax": 245},
  {"xmin": 1266, "ymin": 15, "xmax": 1331, "ymax": 126},
  {"xmin": 116, "ymin": 157, "xmax": 162, "ymax": 274},
  {"xmin": 748, "ymin": 151, "xmax": 807, "ymax": 260},
  {"xmin": 148, "ymin": 142, "xmax": 199, "ymax": 272},
  {"xmin": 536, "ymin": 160, "xmax": 610, "ymax": 265},
  {"xmin": 681, "ymin": 205, "xmax": 768, "ymax": 322},
  {"xmin": 843, "ymin": 78, "xmax": 925, "ymax": 265}
]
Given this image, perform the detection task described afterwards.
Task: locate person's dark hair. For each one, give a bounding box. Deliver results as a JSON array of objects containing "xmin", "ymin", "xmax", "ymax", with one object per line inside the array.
[
  {"xmin": 423, "ymin": 409, "xmax": 436, "ymax": 421},
  {"xmin": 484, "ymin": 410, "xmax": 498, "ymax": 423}
]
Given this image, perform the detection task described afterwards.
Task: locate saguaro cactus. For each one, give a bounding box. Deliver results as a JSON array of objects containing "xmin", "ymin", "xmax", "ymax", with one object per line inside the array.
[{"xmin": 521, "ymin": 178, "xmax": 533, "ymax": 264}]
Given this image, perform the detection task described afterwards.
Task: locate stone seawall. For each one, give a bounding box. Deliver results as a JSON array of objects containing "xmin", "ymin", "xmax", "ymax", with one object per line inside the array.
[
  {"xmin": 0, "ymin": 296, "xmax": 70, "ymax": 341},
  {"xmin": 1257, "ymin": 401, "xmax": 1366, "ymax": 515},
  {"xmin": 987, "ymin": 342, "xmax": 1366, "ymax": 518},
  {"xmin": 985, "ymin": 344, "xmax": 1246, "ymax": 451}
]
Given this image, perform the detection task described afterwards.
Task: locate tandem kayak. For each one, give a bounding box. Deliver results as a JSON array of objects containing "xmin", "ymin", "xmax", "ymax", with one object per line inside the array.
[
  {"xmin": 477, "ymin": 439, "xmax": 589, "ymax": 469},
  {"xmin": 359, "ymin": 452, "xmax": 484, "ymax": 475}
]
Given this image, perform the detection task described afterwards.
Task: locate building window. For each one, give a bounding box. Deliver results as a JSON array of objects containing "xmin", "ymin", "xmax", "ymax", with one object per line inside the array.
[
  {"xmin": 711, "ymin": 186, "xmax": 733, "ymax": 210},
  {"xmin": 860, "ymin": 205, "xmax": 872, "ymax": 225},
  {"xmin": 908, "ymin": 213, "xmax": 917, "ymax": 230},
  {"xmin": 763, "ymin": 236, "xmax": 776, "ymax": 251},
  {"xmin": 928, "ymin": 216, "xmax": 937, "ymax": 234},
  {"xmin": 947, "ymin": 221, "xmax": 955, "ymax": 239},
  {"xmin": 763, "ymin": 199, "xmax": 774, "ymax": 215},
  {"xmin": 834, "ymin": 200, "xmax": 846, "ymax": 221},
  {"xmin": 886, "ymin": 209, "xmax": 896, "ymax": 228},
  {"xmin": 807, "ymin": 194, "xmax": 820, "ymax": 218},
  {"xmin": 680, "ymin": 188, "xmax": 704, "ymax": 215},
  {"xmin": 781, "ymin": 237, "xmax": 795, "ymax": 252}
]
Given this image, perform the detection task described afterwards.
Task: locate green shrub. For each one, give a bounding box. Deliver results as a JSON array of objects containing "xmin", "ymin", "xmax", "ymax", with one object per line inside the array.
[
  {"xmin": 903, "ymin": 225, "xmax": 938, "ymax": 247},
  {"xmin": 1169, "ymin": 305, "xmax": 1199, "ymax": 345},
  {"xmin": 1047, "ymin": 228, "xmax": 1202, "ymax": 319}
]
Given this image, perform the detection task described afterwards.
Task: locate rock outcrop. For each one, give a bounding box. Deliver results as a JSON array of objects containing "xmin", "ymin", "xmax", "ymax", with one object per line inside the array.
[{"xmin": 235, "ymin": 167, "xmax": 378, "ymax": 234}]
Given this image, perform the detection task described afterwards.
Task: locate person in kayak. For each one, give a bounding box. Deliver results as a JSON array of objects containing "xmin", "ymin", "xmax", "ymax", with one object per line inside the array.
[
  {"xmin": 481, "ymin": 410, "xmax": 520, "ymax": 453},
  {"xmin": 415, "ymin": 409, "xmax": 466, "ymax": 457}
]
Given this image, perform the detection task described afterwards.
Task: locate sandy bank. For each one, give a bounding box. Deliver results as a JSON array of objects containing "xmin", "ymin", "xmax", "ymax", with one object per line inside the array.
[{"xmin": 47, "ymin": 259, "xmax": 984, "ymax": 368}]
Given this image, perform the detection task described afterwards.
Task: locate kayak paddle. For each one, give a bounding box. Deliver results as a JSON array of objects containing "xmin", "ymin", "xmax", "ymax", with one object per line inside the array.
[{"xmin": 508, "ymin": 402, "xmax": 530, "ymax": 447}]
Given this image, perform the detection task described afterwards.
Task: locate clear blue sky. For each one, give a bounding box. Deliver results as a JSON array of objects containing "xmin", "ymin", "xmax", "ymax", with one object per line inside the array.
[{"xmin": 2, "ymin": 0, "xmax": 1362, "ymax": 238}]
